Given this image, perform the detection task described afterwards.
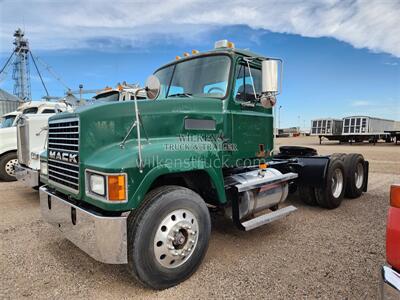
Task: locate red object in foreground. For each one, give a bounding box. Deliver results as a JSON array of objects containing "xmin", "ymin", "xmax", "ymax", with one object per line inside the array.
[
  {"xmin": 380, "ymin": 184, "xmax": 400, "ymax": 299},
  {"xmin": 387, "ymin": 185, "xmax": 400, "ymax": 271}
]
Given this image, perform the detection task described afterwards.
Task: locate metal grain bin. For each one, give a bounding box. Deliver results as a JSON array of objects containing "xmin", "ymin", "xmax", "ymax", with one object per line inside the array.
[
  {"xmin": 311, "ymin": 118, "xmax": 343, "ymax": 136},
  {"xmin": 342, "ymin": 116, "xmax": 395, "ymax": 135},
  {"xmin": 0, "ymin": 88, "xmax": 23, "ymax": 116}
]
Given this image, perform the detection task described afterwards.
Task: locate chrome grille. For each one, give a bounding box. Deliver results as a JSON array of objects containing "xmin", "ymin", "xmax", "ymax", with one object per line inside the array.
[
  {"xmin": 17, "ymin": 117, "xmax": 30, "ymax": 165},
  {"xmin": 48, "ymin": 118, "xmax": 79, "ymax": 193}
]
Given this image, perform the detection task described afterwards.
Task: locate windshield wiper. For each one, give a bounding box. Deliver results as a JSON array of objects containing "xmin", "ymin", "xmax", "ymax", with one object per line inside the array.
[{"xmin": 167, "ymin": 93, "xmax": 193, "ymax": 98}]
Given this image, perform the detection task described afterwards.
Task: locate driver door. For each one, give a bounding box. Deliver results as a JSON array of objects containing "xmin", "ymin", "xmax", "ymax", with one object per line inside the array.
[{"xmin": 228, "ymin": 61, "xmax": 274, "ymax": 164}]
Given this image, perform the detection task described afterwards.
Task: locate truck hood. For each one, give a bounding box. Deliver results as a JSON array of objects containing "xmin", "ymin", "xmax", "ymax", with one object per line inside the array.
[{"xmin": 49, "ymin": 98, "xmax": 224, "ymax": 164}]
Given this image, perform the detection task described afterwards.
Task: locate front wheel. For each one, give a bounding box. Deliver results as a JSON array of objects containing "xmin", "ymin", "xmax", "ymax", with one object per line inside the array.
[
  {"xmin": 0, "ymin": 152, "xmax": 18, "ymax": 182},
  {"xmin": 127, "ymin": 185, "xmax": 211, "ymax": 290}
]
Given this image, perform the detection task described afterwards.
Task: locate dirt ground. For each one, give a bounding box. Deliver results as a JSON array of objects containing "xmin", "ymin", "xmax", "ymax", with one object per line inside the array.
[{"xmin": 1, "ymin": 136, "xmax": 399, "ymax": 299}]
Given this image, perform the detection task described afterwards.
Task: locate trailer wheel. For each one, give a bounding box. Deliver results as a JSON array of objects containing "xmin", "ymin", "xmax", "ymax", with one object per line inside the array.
[
  {"xmin": 0, "ymin": 152, "xmax": 18, "ymax": 182},
  {"xmin": 344, "ymin": 154, "xmax": 366, "ymax": 198},
  {"xmin": 127, "ymin": 185, "xmax": 211, "ymax": 290},
  {"xmin": 315, "ymin": 158, "xmax": 346, "ymax": 209},
  {"xmin": 298, "ymin": 186, "xmax": 318, "ymax": 206}
]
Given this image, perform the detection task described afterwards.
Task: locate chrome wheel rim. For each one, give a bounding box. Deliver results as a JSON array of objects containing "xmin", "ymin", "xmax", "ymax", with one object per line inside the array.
[
  {"xmin": 355, "ymin": 163, "xmax": 364, "ymax": 189},
  {"xmin": 153, "ymin": 209, "xmax": 199, "ymax": 269},
  {"xmin": 5, "ymin": 158, "xmax": 18, "ymax": 176},
  {"xmin": 331, "ymin": 168, "xmax": 344, "ymax": 198}
]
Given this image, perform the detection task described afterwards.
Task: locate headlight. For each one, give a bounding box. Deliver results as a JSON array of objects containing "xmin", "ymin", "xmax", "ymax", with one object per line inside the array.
[
  {"xmin": 89, "ymin": 174, "xmax": 106, "ymax": 196},
  {"xmin": 40, "ymin": 161, "xmax": 48, "ymax": 176},
  {"xmin": 86, "ymin": 170, "xmax": 127, "ymax": 202}
]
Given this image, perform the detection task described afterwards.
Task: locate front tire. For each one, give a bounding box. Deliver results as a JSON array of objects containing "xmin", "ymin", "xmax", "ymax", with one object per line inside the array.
[
  {"xmin": 0, "ymin": 152, "xmax": 18, "ymax": 182},
  {"xmin": 127, "ymin": 185, "xmax": 211, "ymax": 290}
]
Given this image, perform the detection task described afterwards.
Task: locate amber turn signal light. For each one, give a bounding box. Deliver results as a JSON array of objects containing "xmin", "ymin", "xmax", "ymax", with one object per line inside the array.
[
  {"xmin": 108, "ymin": 175, "xmax": 126, "ymax": 201},
  {"xmin": 390, "ymin": 184, "xmax": 400, "ymax": 208}
]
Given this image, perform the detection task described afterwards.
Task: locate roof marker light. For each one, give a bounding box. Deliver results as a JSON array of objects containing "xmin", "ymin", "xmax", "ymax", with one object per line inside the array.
[
  {"xmin": 192, "ymin": 49, "xmax": 199, "ymax": 54},
  {"xmin": 183, "ymin": 52, "xmax": 190, "ymax": 57},
  {"xmin": 175, "ymin": 56, "xmax": 181, "ymax": 60},
  {"xmin": 214, "ymin": 40, "xmax": 235, "ymax": 49}
]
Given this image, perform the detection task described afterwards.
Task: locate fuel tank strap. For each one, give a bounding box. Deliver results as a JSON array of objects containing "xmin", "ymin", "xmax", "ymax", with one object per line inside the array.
[{"xmin": 225, "ymin": 169, "xmax": 298, "ymax": 192}]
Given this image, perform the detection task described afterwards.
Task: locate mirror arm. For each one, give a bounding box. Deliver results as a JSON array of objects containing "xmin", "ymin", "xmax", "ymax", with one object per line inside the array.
[{"xmin": 119, "ymin": 88, "xmax": 146, "ymax": 173}]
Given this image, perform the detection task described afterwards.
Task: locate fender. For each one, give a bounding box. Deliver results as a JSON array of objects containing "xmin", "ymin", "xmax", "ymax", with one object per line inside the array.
[
  {"xmin": 288, "ymin": 156, "xmax": 330, "ymax": 187},
  {"xmin": 128, "ymin": 161, "xmax": 227, "ymax": 209}
]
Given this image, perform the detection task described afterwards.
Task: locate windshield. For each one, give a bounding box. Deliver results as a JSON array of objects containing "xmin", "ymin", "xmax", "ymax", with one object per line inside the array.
[
  {"xmin": 0, "ymin": 115, "xmax": 17, "ymax": 128},
  {"xmin": 154, "ymin": 55, "xmax": 231, "ymax": 99},
  {"xmin": 93, "ymin": 91, "xmax": 120, "ymax": 102},
  {"xmin": 23, "ymin": 107, "xmax": 38, "ymax": 114}
]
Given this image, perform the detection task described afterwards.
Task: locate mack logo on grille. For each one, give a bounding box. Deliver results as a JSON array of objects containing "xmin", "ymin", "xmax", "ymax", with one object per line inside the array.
[{"xmin": 49, "ymin": 150, "xmax": 79, "ymax": 164}]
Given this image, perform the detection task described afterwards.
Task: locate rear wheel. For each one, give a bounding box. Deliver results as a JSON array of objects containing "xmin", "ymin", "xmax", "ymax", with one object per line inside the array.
[
  {"xmin": 331, "ymin": 153, "xmax": 346, "ymax": 161},
  {"xmin": 0, "ymin": 152, "xmax": 18, "ymax": 182},
  {"xmin": 298, "ymin": 185, "xmax": 318, "ymax": 206},
  {"xmin": 315, "ymin": 158, "xmax": 346, "ymax": 209},
  {"xmin": 127, "ymin": 185, "xmax": 211, "ymax": 290},
  {"xmin": 344, "ymin": 154, "xmax": 366, "ymax": 198}
]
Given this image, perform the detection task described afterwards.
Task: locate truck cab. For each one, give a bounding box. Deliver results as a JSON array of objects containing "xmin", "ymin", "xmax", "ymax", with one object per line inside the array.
[
  {"xmin": 0, "ymin": 111, "xmax": 21, "ymax": 181},
  {"xmin": 93, "ymin": 85, "xmax": 147, "ymax": 102},
  {"xmin": 39, "ymin": 40, "xmax": 369, "ymax": 289},
  {"xmin": 0, "ymin": 101, "xmax": 68, "ymax": 181}
]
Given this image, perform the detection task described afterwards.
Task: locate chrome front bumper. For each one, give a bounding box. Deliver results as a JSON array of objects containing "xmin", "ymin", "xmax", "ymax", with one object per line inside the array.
[
  {"xmin": 39, "ymin": 186, "xmax": 128, "ymax": 264},
  {"xmin": 379, "ymin": 265, "xmax": 400, "ymax": 299},
  {"xmin": 15, "ymin": 164, "xmax": 39, "ymax": 188}
]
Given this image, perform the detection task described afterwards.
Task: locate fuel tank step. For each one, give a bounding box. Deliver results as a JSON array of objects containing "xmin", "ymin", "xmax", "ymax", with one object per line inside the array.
[{"xmin": 241, "ymin": 205, "xmax": 297, "ymax": 231}]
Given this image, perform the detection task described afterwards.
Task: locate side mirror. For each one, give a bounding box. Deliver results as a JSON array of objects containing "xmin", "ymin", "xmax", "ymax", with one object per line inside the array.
[
  {"xmin": 145, "ymin": 75, "xmax": 161, "ymax": 100},
  {"xmin": 261, "ymin": 60, "xmax": 279, "ymax": 93}
]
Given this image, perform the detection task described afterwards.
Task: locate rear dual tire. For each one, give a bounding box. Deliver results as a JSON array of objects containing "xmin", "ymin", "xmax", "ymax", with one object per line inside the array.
[
  {"xmin": 344, "ymin": 154, "xmax": 366, "ymax": 198},
  {"xmin": 299, "ymin": 154, "xmax": 366, "ymax": 208},
  {"xmin": 315, "ymin": 158, "xmax": 346, "ymax": 209}
]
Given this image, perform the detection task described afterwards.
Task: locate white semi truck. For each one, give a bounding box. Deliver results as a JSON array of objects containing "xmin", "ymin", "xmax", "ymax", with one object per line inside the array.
[
  {"xmin": 14, "ymin": 86, "xmax": 146, "ymax": 188},
  {"xmin": 0, "ymin": 101, "xmax": 68, "ymax": 181}
]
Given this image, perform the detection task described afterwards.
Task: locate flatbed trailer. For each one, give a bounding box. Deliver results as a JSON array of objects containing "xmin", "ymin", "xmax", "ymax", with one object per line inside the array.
[
  {"xmin": 341, "ymin": 116, "xmax": 394, "ymax": 144},
  {"xmin": 385, "ymin": 130, "xmax": 400, "ymax": 144},
  {"xmin": 310, "ymin": 118, "xmax": 344, "ymax": 144}
]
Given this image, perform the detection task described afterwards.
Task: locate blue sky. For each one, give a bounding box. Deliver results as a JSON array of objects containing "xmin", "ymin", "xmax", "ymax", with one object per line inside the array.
[{"xmin": 0, "ymin": 0, "xmax": 399, "ymax": 128}]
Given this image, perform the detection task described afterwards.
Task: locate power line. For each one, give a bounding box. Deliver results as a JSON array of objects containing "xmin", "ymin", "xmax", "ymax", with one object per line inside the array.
[
  {"xmin": 0, "ymin": 51, "xmax": 15, "ymax": 75},
  {"xmin": 32, "ymin": 53, "xmax": 71, "ymax": 91},
  {"xmin": 29, "ymin": 51, "xmax": 49, "ymax": 97}
]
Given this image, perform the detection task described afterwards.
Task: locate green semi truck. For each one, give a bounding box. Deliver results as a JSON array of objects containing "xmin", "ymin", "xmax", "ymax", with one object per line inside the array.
[{"xmin": 39, "ymin": 40, "xmax": 368, "ymax": 289}]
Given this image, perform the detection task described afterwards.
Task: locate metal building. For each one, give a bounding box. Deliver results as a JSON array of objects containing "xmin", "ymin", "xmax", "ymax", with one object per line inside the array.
[{"xmin": 0, "ymin": 88, "xmax": 23, "ymax": 116}]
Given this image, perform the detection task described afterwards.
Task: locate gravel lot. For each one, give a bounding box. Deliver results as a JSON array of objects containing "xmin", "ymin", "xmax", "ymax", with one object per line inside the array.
[{"xmin": 1, "ymin": 136, "xmax": 399, "ymax": 299}]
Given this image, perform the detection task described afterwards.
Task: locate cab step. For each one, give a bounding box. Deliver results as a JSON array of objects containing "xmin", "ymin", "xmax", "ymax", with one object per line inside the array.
[{"xmin": 241, "ymin": 205, "xmax": 297, "ymax": 231}]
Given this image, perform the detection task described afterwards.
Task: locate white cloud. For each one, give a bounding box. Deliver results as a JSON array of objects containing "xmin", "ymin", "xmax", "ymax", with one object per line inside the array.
[
  {"xmin": 351, "ymin": 100, "xmax": 372, "ymax": 107},
  {"xmin": 384, "ymin": 62, "xmax": 399, "ymax": 66},
  {"xmin": 0, "ymin": 0, "xmax": 399, "ymax": 56},
  {"xmin": 348, "ymin": 99, "xmax": 400, "ymax": 120}
]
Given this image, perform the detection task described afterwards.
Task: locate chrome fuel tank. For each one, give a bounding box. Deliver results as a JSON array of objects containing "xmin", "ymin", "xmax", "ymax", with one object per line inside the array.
[{"xmin": 225, "ymin": 168, "xmax": 295, "ymax": 220}]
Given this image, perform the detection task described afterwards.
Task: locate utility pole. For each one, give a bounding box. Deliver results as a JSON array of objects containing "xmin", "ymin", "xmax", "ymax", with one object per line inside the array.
[
  {"xmin": 279, "ymin": 105, "xmax": 282, "ymax": 130},
  {"xmin": 79, "ymin": 84, "xmax": 83, "ymax": 103}
]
